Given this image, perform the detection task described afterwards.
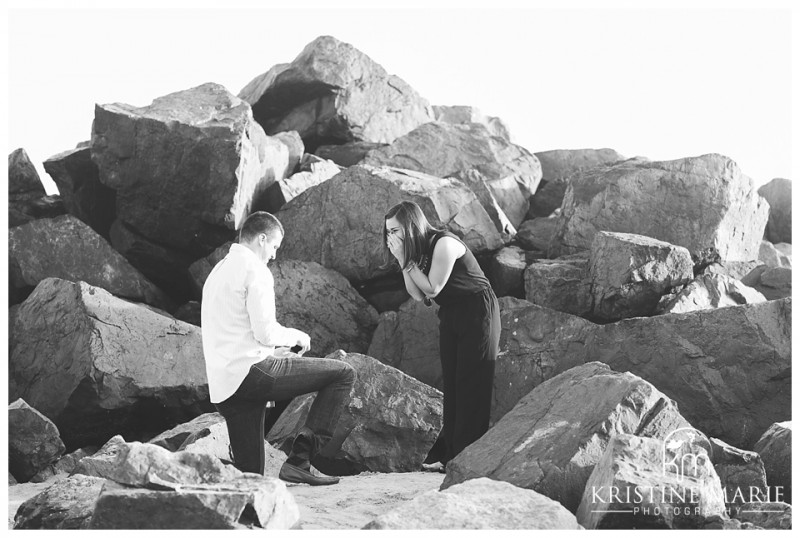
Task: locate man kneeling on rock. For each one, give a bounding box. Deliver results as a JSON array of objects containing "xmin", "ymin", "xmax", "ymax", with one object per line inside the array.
[{"xmin": 201, "ymin": 211, "xmax": 355, "ymax": 486}]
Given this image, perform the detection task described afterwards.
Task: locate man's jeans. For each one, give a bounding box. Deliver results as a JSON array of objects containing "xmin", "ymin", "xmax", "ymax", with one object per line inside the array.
[{"xmin": 214, "ymin": 354, "xmax": 356, "ymax": 475}]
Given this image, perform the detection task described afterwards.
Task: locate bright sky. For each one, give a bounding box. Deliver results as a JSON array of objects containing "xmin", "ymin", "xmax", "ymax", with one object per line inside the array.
[{"xmin": 5, "ymin": 1, "xmax": 796, "ymax": 194}]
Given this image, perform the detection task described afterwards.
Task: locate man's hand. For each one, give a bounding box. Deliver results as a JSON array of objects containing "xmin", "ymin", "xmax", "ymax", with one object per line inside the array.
[{"xmin": 289, "ymin": 329, "xmax": 311, "ymax": 355}]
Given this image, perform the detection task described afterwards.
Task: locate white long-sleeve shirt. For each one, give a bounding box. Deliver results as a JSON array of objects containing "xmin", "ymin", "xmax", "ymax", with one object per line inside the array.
[{"xmin": 201, "ymin": 243, "xmax": 296, "ymax": 403}]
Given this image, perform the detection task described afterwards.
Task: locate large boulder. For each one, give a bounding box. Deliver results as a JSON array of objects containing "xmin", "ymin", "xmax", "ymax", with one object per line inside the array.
[
  {"xmin": 8, "ymin": 399, "xmax": 66, "ymax": 482},
  {"xmin": 239, "ymin": 35, "xmax": 433, "ymax": 149},
  {"xmin": 367, "ymin": 298, "xmax": 441, "ymax": 389},
  {"xmin": 272, "ymin": 259, "xmax": 380, "ymax": 356},
  {"xmin": 43, "ymin": 144, "xmax": 115, "ymax": 239},
  {"xmin": 9, "ymin": 278, "xmax": 209, "ymax": 449},
  {"xmin": 530, "ymin": 148, "xmax": 625, "ymax": 218},
  {"xmin": 432, "ymin": 105, "xmax": 511, "ymax": 140},
  {"xmin": 523, "ymin": 254, "xmax": 593, "ymax": 317},
  {"xmin": 548, "ymin": 154, "xmax": 769, "ymax": 262},
  {"xmin": 492, "ymin": 298, "xmax": 597, "ymax": 424},
  {"xmin": 579, "ymin": 299, "xmax": 791, "ymax": 449},
  {"xmin": 576, "ymin": 433, "xmax": 726, "ymax": 529},
  {"xmin": 267, "ymin": 351, "xmax": 443, "ymax": 475},
  {"xmin": 660, "ymin": 273, "xmax": 766, "ymax": 314},
  {"xmin": 736, "ymin": 502, "xmax": 792, "ymax": 530},
  {"xmin": 78, "ymin": 440, "xmax": 298, "ymax": 529},
  {"xmin": 92, "ymin": 82, "xmax": 295, "ymax": 261},
  {"xmin": 365, "ymin": 477, "xmax": 581, "ymax": 529},
  {"xmin": 758, "ymin": 240, "xmax": 789, "ymax": 268},
  {"xmin": 9, "ymin": 148, "xmax": 49, "ymax": 226},
  {"xmin": 90, "ymin": 476, "xmax": 298, "ymax": 529},
  {"xmin": 276, "ymin": 164, "xmax": 502, "ymax": 282},
  {"xmin": 13, "ymin": 474, "xmax": 107, "ymax": 529},
  {"xmin": 709, "ymin": 437, "xmax": 768, "ymax": 514},
  {"xmin": 516, "ymin": 216, "xmax": 558, "ymax": 253},
  {"xmin": 703, "ymin": 260, "xmax": 764, "ymax": 281},
  {"xmin": 451, "ymin": 168, "xmax": 517, "ymax": 240},
  {"xmin": 753, "ymin": 422, "xmax": 792, "ymax": 504},
  {"xmin": 758, "ymin": 178, "xmax": 791, "ymax": 244},
  {"xmin": 441, "ymin": 362, "xmax": 691, "ymax": 512},
  {"xmin": 363, "ymin": 121, "xmax": 541, "ymax": 227},
  {"xmin": 589, "ymin": 232, "xmax": 694, "ymax": 321},
  {"xmin": 9, "ymin": 215, "xmax": 171, "ymax": 310},
  {"xmin": 148, "ymin": 412, "xmax": 288, "ymax": 478},
  {"xmin": 740, "ymin": 265, "xmax": 791, "ymax": 300}
]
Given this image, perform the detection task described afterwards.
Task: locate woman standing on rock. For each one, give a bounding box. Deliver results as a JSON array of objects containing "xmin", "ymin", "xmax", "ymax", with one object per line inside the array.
[{"xmin": 382, "ymin": 201, "xmax": 500, "ymax": 471}]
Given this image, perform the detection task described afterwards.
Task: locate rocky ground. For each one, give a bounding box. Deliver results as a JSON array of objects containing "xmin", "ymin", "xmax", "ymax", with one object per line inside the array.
[{"xmin": 8, "ymin": 471, "xmax": 445, "ymax": 530}]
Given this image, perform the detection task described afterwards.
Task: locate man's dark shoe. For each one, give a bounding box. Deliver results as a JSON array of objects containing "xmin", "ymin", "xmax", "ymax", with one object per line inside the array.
[{"xmin": 278, "ymin": 462, "xmax": 340, "ymax": 486}]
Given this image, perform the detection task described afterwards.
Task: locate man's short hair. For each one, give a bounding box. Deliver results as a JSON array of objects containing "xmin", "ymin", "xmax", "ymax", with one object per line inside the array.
[{"xmin": 238, "ymin": 211, "xmax": 284, "ymax": 243}]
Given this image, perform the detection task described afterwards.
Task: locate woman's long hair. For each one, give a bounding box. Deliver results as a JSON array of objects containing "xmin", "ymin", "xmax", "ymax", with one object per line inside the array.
[{"xmin": 382, "ymin": 201, "xmax": 443, "ymax": 271}]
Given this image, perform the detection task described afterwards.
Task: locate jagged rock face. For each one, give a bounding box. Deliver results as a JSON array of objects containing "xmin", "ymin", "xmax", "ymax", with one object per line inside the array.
[
  {"xmin": 367, "ymin": 298, "xmax": 441, "ymax": 389},
  {"xmin": 43, "ymin": 145, "xmax": 116, "ymax": 239},
  {"xmin": 530, "ymin": 148, "xmax": 625, "ymax": 218},
  {"xmin": 188, "ymin": 241, "xmax": 233, "ymax": 299},
  {"xmin": 709, "ymin": 437, "xmax": 768, "ymax": 514},
  {"xmin": 363, "ymin": 121, "xmax": 542, "ymax": 228},
  {"xmin": 276, "ymin": 164, "xmax": 502, "ymax": 282},
  {"xmin": 9, "ymin": 278, "xmax": 210, "ymax": 449},
  {"xmin": 524, "ymin": 255, "xmax": 593, "ymax": 317},
  {"xmin": 271, "ymin": 259, "xmax": 380, "ymax": 356},
  {"xmin": 549, "ymin": 154, "xmax": 769, "ymax": 262},
  {"xmin": 753, "ymin": 421, "xmax": 792, "ymax": 504},
  {"xmin": 9, "ymin": 215, "xmax": 171, "ymax": 310},
  {"xmin": 441, "ymin": 362, "xmax": 691, "ymax": 513},
  {"xmin": 758, "ymin": 178, "xmax": 791, "ymax": 244},
  {"xmin": 8, "ymin": 399, "xmax": 66, "ymax": 482},
  {"xmin": 267, "ymin": 352, "xmax": 443, "ymax": 475},
  {"xmin": 576, "ymin": 434, "xmax": 727, "ymax": 529},
  {"xmin": 492, "ymin": 298, "xmax": 596, "ymax": 425},
  {"xmin": 589, "ymin": 232, "xmax": 694, "ymax": 321},
  {"xmin": 488, "ymin": 246, "xmax": 527, "ymax": 298},
  {"xmin": 260, "ymin": 154, "xmax": 341, "ymax": 213},
  {"xmin": 516, "ymin": 217, "xmax": 558, "ymax": 252},
  {"xmin": 451, "ymin": 168, "xmax": 517, "ymax": 240},
  {"xmin": 740, "ymin": 266, "xmax": 791, "ymax": 300},
  {"xmin": 432, "ymin": 105, "xmax": 512, "ymax": 140},
  {"xmin": 91, "ymin": 82, "xmax": 295, "ymax": 260},
  {"xmin": 239, "ymin": 35, "xmax": 433, "ymax": 150},
  {"xmin": 314, "ymin": 141, "xmax": 387, "ymax": 167},
  {"xmin": 13, "ymin": 474, "xmax": 107, "ymax": 529},
  {"xmin": 660, "ymin": 273, "xmax": 766, "ymax": 314},
  {"xmin": 579, "ymin": 299, "xmax": 791, "ymax": 450},
  {"xmin": 9, "ymin": 148, "xmax": 45, "ymax": 195},
  {"xmin": 364, "ymin": 477, "xmax": 582, "ymax": 529}
]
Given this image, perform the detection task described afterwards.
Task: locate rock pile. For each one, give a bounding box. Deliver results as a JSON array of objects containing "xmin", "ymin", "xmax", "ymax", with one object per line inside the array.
[{"xmin": 8, "ymin": 33, "xmax": 791, "ymax": 530}]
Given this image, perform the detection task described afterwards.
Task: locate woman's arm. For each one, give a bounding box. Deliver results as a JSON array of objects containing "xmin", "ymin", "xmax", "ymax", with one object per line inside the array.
[
  {"xmin": 406, "ymin": 236, "xmax": 465, "ymax": 297},
  {"xmin": 402, "ymin": 269, "xmax": 427, "ymax": 301}
]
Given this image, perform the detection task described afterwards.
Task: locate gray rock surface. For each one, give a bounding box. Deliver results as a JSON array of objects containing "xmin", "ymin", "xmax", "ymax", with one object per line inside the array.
[
  {"xmin": 276, "ymin": 164, "xmax": 502, "ymax": 282},
  {"xmin": 367, "ymin": 298, "xmax": 441, "ymax": 389},
  {"xmin": 432, "ymin": 105, "xmax": 511, "ymax": 140},
  {"xmin": 9, "ymin": 278, "xmax": 208, "ymax": 449},
  {"xmin": 268, "ymin": 351, "xmax": 442, "ymax": 475},
  {"xmin": 363, "ymin": 121, "xmax": 541, "ymax": 227},
  {"xmin": 261, "ymin": 153, "xmax": 341, "ymax": 212},
  {"xmin": 492, "ymin": 298, "xmax": 596, "ymax": 425},
  {"xmin": 43, "ymin": 144, "xmax": 115, "ymax": 238},
  {"xmin": 524, "ymin": 254, "xmax": 593, "ymax": 317},
  {"xmin": 365, "ymin": 477, "xmax": 581, "ymax": 529},
  {"xmin": 488, "ymin": 246, "xmax": 527, "ymax": 298},
  {"xmin": 8, "ymin": 399, "xmax": 66, "ymax": 482},
  {"xmin": 549, "ymin": 154, "xmax": 769, "ymax": 262},
  {"xmin": 740, "ymin": 265, "xmax": 792, "ymax": 300},
  {"xmin": 753, "ymin": 421, "xmax": 792, "ymax": 504},
  {"xmin": 758, "ymin": 178, "xmax": 791, "ymax": 244},
  {"xmin": 530, "ymin": 148, "xmax": 624, "ymax": 217},
  {"xmin": 516, "ymin": 216, "xmax": 558, "ymax": 252},
  {"xmin": 12, "ymin": 474, "xmax": 106, "ymax": 529},
  {"xmin": 441, "ymin": 362, "xmax": 691, "ymax": 513},
  {"xmin": 239, "ymin": 35, "xmax": 433, "ymax": 148},
  {"xmin": 579, "ymin": 299, "xmax": 791, "ymax": 449},
  {"xmin": 589, "ymin": 232, "xmax": 694, "ymax": 321},
  {"xmin": 660, "ymin": 273, "xmax": 766, "ymax": 314},
  {"xmin": 9, "ymin": 215, "xmax": 171, "ymax": 310},
  {"xmin": 709, "ymin": 437, "xmax": 768, "ymax": 513}
]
